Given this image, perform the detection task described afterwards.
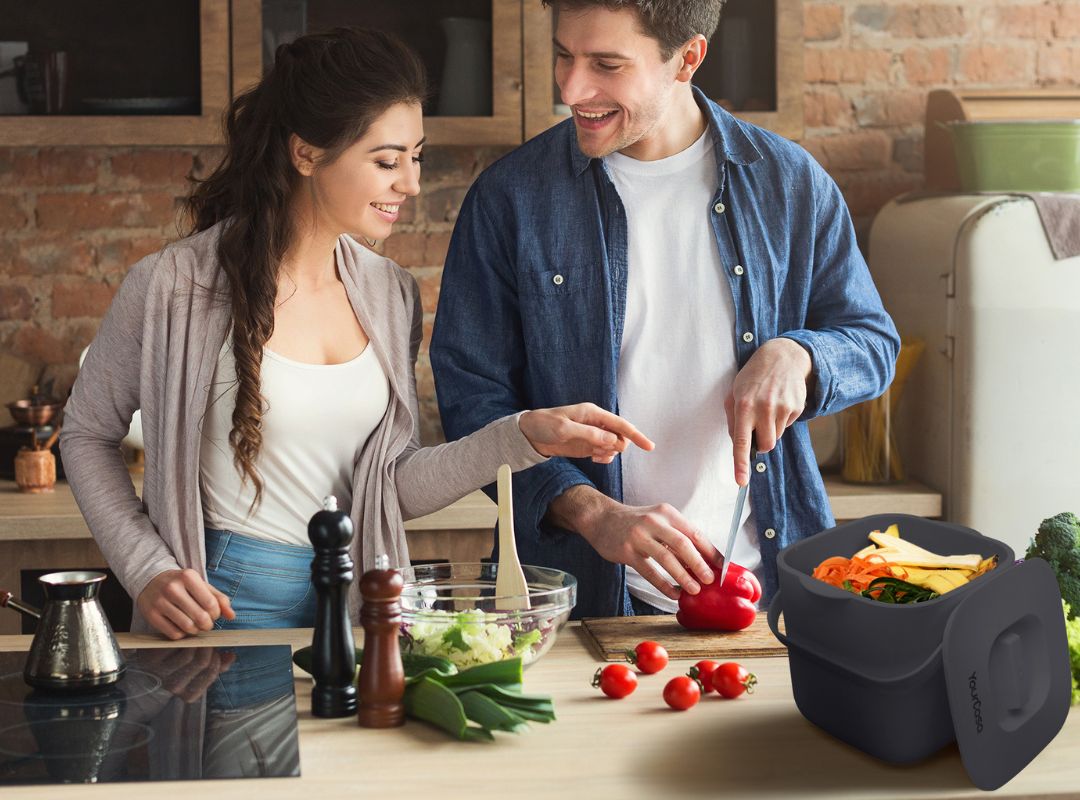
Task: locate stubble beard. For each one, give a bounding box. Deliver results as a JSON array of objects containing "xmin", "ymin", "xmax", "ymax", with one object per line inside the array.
[{"xmin": 576, "ymin": 128, "xmax": 631, "ymax": 159}]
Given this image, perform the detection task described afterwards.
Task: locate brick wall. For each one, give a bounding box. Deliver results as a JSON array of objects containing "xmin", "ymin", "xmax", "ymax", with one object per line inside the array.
[
  {"xmin": 2, "ymin": 0, "xmax": 1078, "ymax": 443},
  {"xmin": 803, "ymin": 0, "xmax": 1080, "ymax": 236}
]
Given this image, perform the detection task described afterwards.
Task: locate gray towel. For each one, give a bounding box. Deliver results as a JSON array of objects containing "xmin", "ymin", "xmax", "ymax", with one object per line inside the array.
[
  {"xmin": 896, "ymin": 190, "xmax": 1080, "ymax": 261},
  {"xmin": 1024, "ymin": 192, "xmax": 1080, "ymax": 261}
]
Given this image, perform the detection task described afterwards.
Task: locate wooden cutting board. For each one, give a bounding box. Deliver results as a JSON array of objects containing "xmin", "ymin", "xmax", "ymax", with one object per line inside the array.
[{"xmin": 581, "ymin": 612, "xmax": 787, "ymax": 661}]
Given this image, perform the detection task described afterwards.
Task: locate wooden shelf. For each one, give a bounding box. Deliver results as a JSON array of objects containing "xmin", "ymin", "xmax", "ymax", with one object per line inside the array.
[
  {"xmin": 0, "ymin": 475, "xmax": 942, "ymax": 544},
  {"xmin": 0, "ymin": 474, "xmax": 943, "ymax": 633}
]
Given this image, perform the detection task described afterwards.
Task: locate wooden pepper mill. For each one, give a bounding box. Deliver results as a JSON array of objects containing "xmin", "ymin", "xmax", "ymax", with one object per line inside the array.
[
  {"xmin": 357, "ymin": 554, "xmax": 405, "ymax": 728},
  {"xmin": 307, "ymin": 495, "xmax": 357, "ymax": 718}
]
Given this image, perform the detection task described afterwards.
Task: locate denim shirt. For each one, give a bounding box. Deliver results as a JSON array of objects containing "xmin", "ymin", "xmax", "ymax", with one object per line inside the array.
[{"xmin": 431, "ymin": 87, "xmax": 900, "ymax": 618}]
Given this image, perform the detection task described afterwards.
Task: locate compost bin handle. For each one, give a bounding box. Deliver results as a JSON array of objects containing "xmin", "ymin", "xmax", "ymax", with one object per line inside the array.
[{"xmin": 768, "ymin": 590, "xmax": 945, "ymax": 690}]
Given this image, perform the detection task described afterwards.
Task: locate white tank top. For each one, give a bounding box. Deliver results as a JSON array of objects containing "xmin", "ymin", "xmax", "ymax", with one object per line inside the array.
[{"xmin": 199, "ymin": 341, "xmax": 390, "ymax": 546}]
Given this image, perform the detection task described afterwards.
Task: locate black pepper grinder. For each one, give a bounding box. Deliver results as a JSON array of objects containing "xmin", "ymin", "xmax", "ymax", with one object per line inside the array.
[{"xmin": 308, "ymin": 495, "xmax": 357, "ymax": 718}]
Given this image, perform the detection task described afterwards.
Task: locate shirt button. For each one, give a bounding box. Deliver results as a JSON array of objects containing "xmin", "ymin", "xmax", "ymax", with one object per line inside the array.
[
  {"xmin": 755, "ymin": 462, "xmax": 767, "ymax": 473},
  {"xmin": 764, "ymin": 528, "xmax": 777, "ymax": 539},
  {"xmin": 553, "ymin": 274, "xmax": 564, "ymax": 286},
  {"xmin": 713, "ymin": 201, "xmax": 726, "ymax": 214},
  {"xmin": 742, "ymin": 331, "xmax": 754, "ymax": 343},
  {"xmin": 733, "ymin": 265, "xmax": 745, "ymax": 276}
]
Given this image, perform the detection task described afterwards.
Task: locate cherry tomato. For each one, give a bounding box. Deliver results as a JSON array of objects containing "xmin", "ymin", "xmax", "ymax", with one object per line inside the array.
[
  {"xmin": 662, "ymin": 675, "xmax": 702, "ymax": 710},
  {"xmin": 592, "ymin": 664, "xmax": 638, "ymax": 698},
  {"xmin": 689, "ymin": 659, "xmax": 720, "ymax": 693},
  {"xmin": 711, "ymin": 661, "xmax": 757, "ymax": 699},
  {"xmin": 626, "ymin": 640, "xmax": 669, "ymax": 674}
]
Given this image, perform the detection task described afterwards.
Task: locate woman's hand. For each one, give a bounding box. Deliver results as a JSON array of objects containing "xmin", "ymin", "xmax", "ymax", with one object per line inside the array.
[
  {"xmin": 137, "ymin": 568, "xmax": 236, "ymax": 640},
  {"xmin": 519, "ymin": 403, "xmax": 654, "ymax": 463},
  {"xmin": 137, "ymin": 647, "xmax": 237, "ymax": 701}
]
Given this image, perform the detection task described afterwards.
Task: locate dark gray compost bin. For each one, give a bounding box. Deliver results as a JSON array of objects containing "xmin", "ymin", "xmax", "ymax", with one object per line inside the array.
[{"xmin": 767, "ymin": 513, "xmax": 1072, "ymax": 791}]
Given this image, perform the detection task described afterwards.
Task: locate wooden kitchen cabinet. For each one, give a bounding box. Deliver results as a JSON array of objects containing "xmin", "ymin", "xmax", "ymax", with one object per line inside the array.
[
  {"xmin": 523, "ymin": 0, "xmax": 804, "ymax": 141},
  {"xmin": 231, "ymin": 0, "xmax": 524, "ymax": 145},
  {"xmin": 0, "ymin": 0, "xmax": 230, "ymax": 146},
  {"xmin": 1, "ymin": 0, "xmax": 801, "ymax": 147}
]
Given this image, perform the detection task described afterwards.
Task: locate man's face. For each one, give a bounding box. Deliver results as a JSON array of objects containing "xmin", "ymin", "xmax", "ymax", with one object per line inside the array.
[{"xmin": 553, "ymin": 6, "xmax": 682, "ymax": 158}]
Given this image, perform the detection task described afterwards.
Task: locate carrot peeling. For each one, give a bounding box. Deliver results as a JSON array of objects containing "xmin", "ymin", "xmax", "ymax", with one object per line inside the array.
[{"xmin": 811, "ymin": 553, "xmax": 905, "ymax": 593}]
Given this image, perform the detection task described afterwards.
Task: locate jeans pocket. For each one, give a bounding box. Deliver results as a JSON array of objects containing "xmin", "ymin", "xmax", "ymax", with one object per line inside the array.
[{"xmin": 209, "ymin": 564, "xmax": 313, "ymax": 626}]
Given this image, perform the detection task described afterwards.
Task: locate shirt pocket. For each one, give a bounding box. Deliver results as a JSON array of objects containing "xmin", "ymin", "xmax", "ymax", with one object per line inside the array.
[{"xmin": 519, "ymin": 267, "xmax": 606, "ymax": 353}]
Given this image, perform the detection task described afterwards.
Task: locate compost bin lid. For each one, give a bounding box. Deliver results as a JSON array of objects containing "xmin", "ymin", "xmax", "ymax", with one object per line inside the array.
[{"xmin": 943, "ymin": 557, "xmax": 1073, "ymax": 791}]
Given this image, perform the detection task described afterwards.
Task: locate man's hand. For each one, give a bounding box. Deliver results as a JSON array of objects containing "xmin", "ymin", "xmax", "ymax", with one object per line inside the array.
[
  {"xmin": 724, "ymin": 338, "xmax": 813, "ymax": 486},
  {"xmin": 547, "ymin": 486, "xmax": 719, "ymax": 601},
  {"xmin": 519, "ymin": 402, "xmax": 654, "ymax": 463},
  {"xmin": 137, "ymin": 569, "xmax": 236, "ymax": 640}
]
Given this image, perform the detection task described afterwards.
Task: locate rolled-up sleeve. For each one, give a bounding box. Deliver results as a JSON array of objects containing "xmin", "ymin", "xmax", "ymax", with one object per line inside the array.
[{"xmin": 780, "ymin": 162, "xmax": 901, "ymax": 420}]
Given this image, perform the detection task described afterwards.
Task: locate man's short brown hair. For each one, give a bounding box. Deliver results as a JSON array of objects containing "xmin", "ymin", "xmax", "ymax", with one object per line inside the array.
[{"xmin": 543, "ymin": 0, "xmax": 727, "ymax": 61}]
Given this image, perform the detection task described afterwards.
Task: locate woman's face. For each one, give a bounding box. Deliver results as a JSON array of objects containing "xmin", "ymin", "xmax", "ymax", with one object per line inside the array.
[{"xmin": 304, "ymin": 101, "xmax": 424, "ymax": 242}]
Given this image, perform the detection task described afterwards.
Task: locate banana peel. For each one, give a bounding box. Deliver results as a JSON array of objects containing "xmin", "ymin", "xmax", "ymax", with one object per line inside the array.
[
  {"xmin": 889, "ymin": 565, "xmax": 972, "ymax": 594},
  {"xmin": 866, "ymin": 530, "xmax": 983, "ymax": 570}
]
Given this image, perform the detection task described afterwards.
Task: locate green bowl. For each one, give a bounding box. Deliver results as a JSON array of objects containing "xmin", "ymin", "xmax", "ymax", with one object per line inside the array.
[{"xmin": 947, "ymin": 120, "xmax": 1080, "ymax": 193}]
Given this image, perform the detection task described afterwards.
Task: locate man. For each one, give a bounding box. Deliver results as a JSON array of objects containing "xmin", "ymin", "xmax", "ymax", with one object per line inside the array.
[{"xmin": 430, "ymin": 0, "xmax": 900, "ymax": 617}]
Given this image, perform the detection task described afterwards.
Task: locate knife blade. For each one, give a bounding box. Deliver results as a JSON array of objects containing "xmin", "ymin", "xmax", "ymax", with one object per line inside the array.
[{"xmin": 718, "ymin": 445, "xmax": 756, "ymax": 589}]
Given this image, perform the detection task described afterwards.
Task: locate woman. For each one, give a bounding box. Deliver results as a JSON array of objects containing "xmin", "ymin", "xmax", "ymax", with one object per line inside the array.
[{"xmin": 61, "ymin": 27, "xmax": 651, "ymax": 640}]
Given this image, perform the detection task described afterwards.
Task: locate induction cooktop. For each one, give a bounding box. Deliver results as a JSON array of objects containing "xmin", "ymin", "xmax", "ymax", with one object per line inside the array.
[{"xmin": 0, "ymin": 644, "xmax": 300, "ymax": 785}]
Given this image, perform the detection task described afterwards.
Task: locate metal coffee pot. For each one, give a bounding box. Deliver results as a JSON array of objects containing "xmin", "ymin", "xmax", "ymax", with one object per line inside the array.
[{"xmin": 0, "ymin": 571, "xmax": 126, "ymax": 690}]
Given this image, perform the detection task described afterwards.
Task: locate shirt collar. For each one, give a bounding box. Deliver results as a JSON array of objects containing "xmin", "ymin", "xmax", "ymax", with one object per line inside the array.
[{"xmin": 568, "ymin": 84, "xmax": 762, "ymax": 176}]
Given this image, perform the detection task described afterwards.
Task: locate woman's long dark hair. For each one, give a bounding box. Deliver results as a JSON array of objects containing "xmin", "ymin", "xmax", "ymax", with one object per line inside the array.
[{"xmin": 185, "ymin": 27, "xmax": 427, "ymax": 508}]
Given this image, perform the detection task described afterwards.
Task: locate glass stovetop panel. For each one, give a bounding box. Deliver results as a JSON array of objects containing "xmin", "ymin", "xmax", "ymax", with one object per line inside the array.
[{"xmin": 0, "ymin": 644, "xmax": 300, "ymax": 785}]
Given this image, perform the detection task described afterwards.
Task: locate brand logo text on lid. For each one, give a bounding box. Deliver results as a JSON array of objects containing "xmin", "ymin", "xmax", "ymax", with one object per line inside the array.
[{"xmin": 969, "ymin": 671, "xmax": 984, "ymax": 734}]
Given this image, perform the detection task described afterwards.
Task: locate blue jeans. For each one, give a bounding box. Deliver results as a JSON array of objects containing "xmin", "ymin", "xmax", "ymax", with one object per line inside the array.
[
  {"xmin": 204, "ymin": 528, "xmax": 316, "ymax": 629},
  {"xmin": 206, "ymin": 644, "xmax": 297, "ymax": 709}
]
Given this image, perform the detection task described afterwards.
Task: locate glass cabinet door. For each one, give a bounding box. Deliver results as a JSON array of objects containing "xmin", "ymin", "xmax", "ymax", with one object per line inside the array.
[
  {"xmin": 0, "ymin": 0, "xmax": 230, "ymax": 144},
  {"xmin": 235, "ymin": 0, "xmax": 523, "ymax": 145},
  {"xmin": 524, "ymin": 0, "xmax": 802, "ymax": 142}
]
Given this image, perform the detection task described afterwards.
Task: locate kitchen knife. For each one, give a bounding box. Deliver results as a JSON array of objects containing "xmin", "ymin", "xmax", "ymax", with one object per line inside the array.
[{"xmin": 718, "ymin": 445, "xmax": 756, "ymax": 589}]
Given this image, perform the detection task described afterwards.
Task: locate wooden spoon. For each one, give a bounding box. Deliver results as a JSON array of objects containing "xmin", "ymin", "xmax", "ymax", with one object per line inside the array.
[{"xmin": 494, "ymin": 464, "xmax": 531, "ymax": 611}]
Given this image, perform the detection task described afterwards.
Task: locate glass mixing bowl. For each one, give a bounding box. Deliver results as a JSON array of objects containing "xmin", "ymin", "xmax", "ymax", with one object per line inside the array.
[{"xmin": 397, "ymin": 563, "xmax": 577, "ymax": 669}]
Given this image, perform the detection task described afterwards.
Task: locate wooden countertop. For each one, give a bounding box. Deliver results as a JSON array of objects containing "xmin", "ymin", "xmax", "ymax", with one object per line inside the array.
[
  {"xmin": 0, "ymin": 625, "xmax": 1074, "ymax": 799},
  {"xmin": 0, "ymin": 476, "xmax": 942, "ymax": 542}
]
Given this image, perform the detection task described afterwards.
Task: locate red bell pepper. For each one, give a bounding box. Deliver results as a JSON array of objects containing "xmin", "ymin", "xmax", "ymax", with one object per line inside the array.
[{"xmin": 676, "ymin": 559, "xmax": 762, "ymax": 631}]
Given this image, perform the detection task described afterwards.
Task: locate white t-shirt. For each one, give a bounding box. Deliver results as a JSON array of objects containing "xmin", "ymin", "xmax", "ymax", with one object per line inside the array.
[
  {"xmin": 199, "ymin": 342, "xmax": 390, "ymax": 546},
  {"xmin": 604, "ymin": 129, "xmax": 761, "ymax": 612}
]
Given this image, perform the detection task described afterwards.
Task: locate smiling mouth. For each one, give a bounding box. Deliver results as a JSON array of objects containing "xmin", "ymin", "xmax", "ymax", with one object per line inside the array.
[
  {"xmin": 575, "ymin": 109, "xmax": 618, "ymax": 121},
  {"xmin": 372, "ymin": 202, "xmax": 401, "ymax": 214}
]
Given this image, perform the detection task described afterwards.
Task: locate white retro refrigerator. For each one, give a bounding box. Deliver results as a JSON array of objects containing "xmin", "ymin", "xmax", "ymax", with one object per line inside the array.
[{"xmin": 869, "ymin": 194, "xmax": 1080, "ymax": 557}]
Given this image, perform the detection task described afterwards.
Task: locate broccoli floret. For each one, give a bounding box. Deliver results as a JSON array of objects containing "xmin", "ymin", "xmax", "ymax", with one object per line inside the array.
[
  {"xmin": 1064, "ymin": 602, "xmax": 1080, "ymax": 705},
  {"xmin": 1027, "ymin": 512, "xmax": 1080, "ymax": 618},
  {"xmin": 1059, "ymin": 575, "xmax": 1080, "ymax": 621},
  {"xmin": 1027, "ymin": 512, "xmax": 1080, "ymax": 559}
]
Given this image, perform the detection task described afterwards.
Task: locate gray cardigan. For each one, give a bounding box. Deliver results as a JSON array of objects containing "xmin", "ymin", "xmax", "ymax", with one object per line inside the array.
[{"xmin": 62, "ymin": 223, "xmax": 546, "ymax": 632}]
